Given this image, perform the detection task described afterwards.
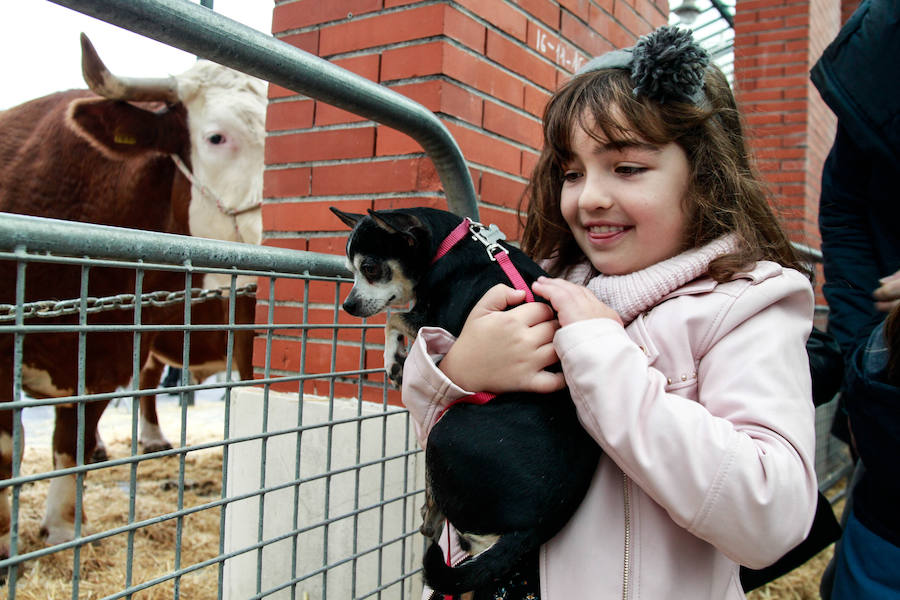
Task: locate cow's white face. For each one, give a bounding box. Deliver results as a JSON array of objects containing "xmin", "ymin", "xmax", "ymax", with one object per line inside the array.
[{"xmin": 177, "ymin": 62, "xmax": 267, "ymax": 251}]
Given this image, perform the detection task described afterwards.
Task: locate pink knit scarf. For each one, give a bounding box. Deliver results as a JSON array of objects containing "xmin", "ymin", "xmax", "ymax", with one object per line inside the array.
[{"xmin": 555, "ymin": 234, "xmax": 741, "ymax": 325}]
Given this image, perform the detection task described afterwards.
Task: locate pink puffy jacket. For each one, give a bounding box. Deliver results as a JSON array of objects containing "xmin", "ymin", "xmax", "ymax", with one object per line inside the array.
[{"xmin": 401, "ymin": 261, "xmax": 818, "ymax": 599}]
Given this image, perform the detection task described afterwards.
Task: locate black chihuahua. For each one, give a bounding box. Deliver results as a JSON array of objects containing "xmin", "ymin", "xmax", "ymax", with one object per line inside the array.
[{"xmin": 331, "ymin": 206, "xmax": 600, "ymax": 596}]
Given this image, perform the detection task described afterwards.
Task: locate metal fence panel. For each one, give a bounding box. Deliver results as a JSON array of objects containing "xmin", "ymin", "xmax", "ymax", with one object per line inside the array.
[{"xmin": 0, "ymin": 214, "xmax": 424, "ymax": 599}]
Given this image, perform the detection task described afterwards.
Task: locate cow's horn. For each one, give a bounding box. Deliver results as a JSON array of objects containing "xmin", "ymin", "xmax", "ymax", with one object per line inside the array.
[{"xmin": 80, "ymin": 33, "xmax": 179, "ymax": 103}]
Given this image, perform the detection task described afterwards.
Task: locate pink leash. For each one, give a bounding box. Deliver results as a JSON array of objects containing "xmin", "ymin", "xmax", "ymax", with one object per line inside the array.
[{"xmin": 431, "ymin": 218, "xmax": 535, "ymax": 599}]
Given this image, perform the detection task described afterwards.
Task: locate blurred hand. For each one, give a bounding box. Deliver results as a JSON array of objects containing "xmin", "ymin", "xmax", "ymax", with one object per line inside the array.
[
  {"xmin": 874, "ymin": 269, "xmax": 900, "ymax": 312},
  {"xmin": 532, "ymin": 276, "xmax": 623, "ymax": 328},
  {"xmin": 439, "ymin": 284, "xmax": 564, "ymax": 394}
]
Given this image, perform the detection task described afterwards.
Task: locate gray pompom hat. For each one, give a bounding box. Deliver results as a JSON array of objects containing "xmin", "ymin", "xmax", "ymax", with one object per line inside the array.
[{"xmin": 577, "ymin": 26, "xmax": 710, "ymax": 105}]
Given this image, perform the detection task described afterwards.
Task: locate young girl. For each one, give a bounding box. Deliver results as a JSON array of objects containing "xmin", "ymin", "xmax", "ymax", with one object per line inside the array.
[{"xmin": 402, "ymin": 26, "xmax": 818, "ymax": 599}]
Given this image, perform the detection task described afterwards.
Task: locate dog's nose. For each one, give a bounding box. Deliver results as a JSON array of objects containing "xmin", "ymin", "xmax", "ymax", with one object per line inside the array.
[{"xmin": 342, "ymin": 297, "xmax": 363, "ymax": 317}]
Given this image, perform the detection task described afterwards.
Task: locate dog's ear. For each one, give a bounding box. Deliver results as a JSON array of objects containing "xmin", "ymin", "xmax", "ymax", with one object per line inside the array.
[
  {"xmin": 367, "ymin": 209, "xmax": 425, "ymax": 248},
  {"xmin": 330, "ymin": 206, "xmax": 366, "ymax": 229}
]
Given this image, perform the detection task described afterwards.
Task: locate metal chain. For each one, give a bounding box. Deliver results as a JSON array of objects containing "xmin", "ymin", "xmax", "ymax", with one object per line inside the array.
[{"xmin": 0, "ymin": 283, "xmax": 256, "ymax": 321}]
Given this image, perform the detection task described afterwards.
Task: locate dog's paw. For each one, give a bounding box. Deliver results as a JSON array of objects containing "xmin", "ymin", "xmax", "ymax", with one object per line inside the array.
[
  {"xmin": 419, "ymin": 497, "xmax": 444, "ymax": 543},
  {"xmin": 387, "ymin": 362, "xmax": 403, "ymax": 388},
  {"xmin": 384, "ymin": 333, "xmax": 408, "ymax": 388},
  {"xmin": 387, "ymin": 349, "xmax": 406, "ymax": 387}
]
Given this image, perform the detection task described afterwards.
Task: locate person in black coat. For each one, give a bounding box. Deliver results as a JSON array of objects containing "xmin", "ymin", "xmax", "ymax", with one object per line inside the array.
[
  {"xmin": 810, "ymin": 0, "xmax": 900, "ymax": 597},
  {"xmin": 812, "ymin": 0, "xmax": 900, "ymax": 358}
]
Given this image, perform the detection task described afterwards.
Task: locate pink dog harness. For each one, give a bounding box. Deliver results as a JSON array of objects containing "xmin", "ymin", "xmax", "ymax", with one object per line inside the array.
[{"xmin": 431, "ymin": 217, "xmax": 535, "ymax": 302}]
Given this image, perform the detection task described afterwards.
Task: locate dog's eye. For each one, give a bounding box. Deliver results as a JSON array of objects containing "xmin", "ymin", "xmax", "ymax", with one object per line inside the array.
[{"xmin": 361, "ymin": 264, "xmax": 380, "ymax": 280}]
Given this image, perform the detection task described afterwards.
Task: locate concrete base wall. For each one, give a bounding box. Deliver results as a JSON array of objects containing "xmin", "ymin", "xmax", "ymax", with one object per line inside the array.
[{"xmin": 223, "ymin": 387, "xmax": 426, "ymax": 600}]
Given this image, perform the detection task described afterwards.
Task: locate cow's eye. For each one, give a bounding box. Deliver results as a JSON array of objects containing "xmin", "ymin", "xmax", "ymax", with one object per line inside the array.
[{"xmin": 208, "ymin": 133, "xmax": 226, "ymax": 145}]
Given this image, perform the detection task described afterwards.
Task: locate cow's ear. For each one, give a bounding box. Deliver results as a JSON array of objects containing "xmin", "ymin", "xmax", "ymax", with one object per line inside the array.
[
  {"xmin": 329, "ymin": 207, "xmax": 365, "ymax": 230},
  {"xmin": 66, "ymin": 97, "xmax": 188, "ymax": 160}
]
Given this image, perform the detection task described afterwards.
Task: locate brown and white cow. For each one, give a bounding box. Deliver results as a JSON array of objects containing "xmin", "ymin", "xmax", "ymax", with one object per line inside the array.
[{"xmin": 0, "ymin": 34, "xmax": 266, "ymax": 552}]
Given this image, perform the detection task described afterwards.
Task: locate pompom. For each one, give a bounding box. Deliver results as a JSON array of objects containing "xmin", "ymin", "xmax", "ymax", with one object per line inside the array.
[{"xmin": 630, "ymin": 26, "xmax": 709, "ymax": 104}]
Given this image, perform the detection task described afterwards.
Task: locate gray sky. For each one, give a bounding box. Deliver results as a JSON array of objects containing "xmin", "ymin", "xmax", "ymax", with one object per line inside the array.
[{"xmin": 1, "ymin": 1, "xmax": 274, "ymax": 110}]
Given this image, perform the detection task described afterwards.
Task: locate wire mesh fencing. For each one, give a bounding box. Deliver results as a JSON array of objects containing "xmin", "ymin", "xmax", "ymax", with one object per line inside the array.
[{"xmin": 0, "ymin": 213, "xmax": 425, "ymax": 600}]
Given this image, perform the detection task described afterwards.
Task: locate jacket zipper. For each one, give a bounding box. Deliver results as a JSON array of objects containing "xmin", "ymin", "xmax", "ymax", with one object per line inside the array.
[{"xmin": 622, "ymin": 472, "xmax": 632, "ymax": 600}]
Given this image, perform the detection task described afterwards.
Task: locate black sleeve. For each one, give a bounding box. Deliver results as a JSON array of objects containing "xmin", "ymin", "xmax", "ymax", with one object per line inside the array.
[{"xmin": 818, "ymin": 124, "xmax": 884, "ymax": 358}]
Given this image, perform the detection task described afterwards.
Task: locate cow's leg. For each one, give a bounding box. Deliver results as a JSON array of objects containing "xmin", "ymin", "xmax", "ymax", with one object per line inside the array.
[
  {"xmin": 140, "ymin": 396, "xmax": 172, "ymax": 453},
  {"xmin": 0, "ymin": 432, "xmax": 13, "ymax": 560},
  {"xmin": 0, "ymin": 361, "xmax": 22, "ymax": 561},
  {"xmin": 41, "ymin": 400, "xmax": 108, "ymax": 544},
  {"xmin": 92, "ymin": 355, "xmax": 174, "ymax": 458},
  {"xmin": 139, "ymin": 355, "xmax": 172, "ymax": 453},
  {"xmin": 0, "ymin": 413, "xmax": 21, "ymax": 560},
  {"xmin": 234, "ymin": 296, "xmax": 257, "ymax": 381},
  {"xmin": 90, "ymin": 432, "xmax": 109, "ymax": 463}
]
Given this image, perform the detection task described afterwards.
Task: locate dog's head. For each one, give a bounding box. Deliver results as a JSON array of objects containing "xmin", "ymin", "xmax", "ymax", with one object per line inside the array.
[{"xmin": 331, "ymin": 207, "xmax": 432, "ymax": 318}]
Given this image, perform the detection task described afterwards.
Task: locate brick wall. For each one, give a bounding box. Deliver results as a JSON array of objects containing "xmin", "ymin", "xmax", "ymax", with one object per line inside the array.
[
  {"xmin": 734, "ymin": 0, "xmax": 823, "ymax": 247},
  {"xmin": 260, "ymin": 0, "xmax": 668, "ymax": 400},
  {"xmin": 732, "ymin": 0, "xmax": 851, "ymax": 309},
  {"xmin": 735, "ymin": 0, "xmax": 861, "ymax": 311}
]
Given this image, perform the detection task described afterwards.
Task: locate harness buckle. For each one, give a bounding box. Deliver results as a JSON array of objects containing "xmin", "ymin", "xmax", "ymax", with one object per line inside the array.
[
  {"xmin": 486, "ymin": 243, "xmax": 508, "ymax": 261},
  {"xmin": 468, "ymin": 221, "xmax": 508, "ymax": 261}
]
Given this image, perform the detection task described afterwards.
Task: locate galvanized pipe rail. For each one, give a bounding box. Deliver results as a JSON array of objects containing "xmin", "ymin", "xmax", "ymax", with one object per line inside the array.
[
  {"xmin": 0, "ymin": 212, "xmax": 349, "ymax": 277},
  {"xmin": 49, "ymin": 0, "xmax": 480, "ymax": 221}
]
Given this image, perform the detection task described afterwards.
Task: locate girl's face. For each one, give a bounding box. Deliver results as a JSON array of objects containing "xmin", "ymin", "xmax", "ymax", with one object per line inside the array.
[{"xmin": 560, "ymin": 119, "xmax": 691, "ymax": 275}]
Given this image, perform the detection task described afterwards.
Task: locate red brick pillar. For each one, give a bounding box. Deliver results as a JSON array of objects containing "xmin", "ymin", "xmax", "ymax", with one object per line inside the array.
[
  {"xmin": 257, "ymin": 0, "xmax": 669, "ymax": 399},
  {"xmin": 733, "ymin": 0, "xmax": 848, "ymax": 312},
  {"xmin": 733, "ymin": 0, "xmax": 839, "ymax": 247}
]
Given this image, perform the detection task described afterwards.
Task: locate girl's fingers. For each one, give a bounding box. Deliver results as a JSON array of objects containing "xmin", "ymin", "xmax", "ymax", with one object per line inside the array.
[
  {"xmin": 875, "ymin": 269, "xmax": 900, "ymax": 301},
  {"xmin": 473, "ymin": 284, "xmax": 526, "ymax": 315},
  {"xmin": 530, "ymin": 320, "xmax": 561, "ymax": 344},
  {"xmin": 529, "ymin": 370, "xmax": 567, "ymax": 394},
  {"xmin": 534, "ymin": 342, "xmax": 560, "ymax": 369},
  {"xmin": 510, "ymin": 302, "xmax": 556, "ymax": 327},
  {"xmin": 533, "ymin": 276, "xmax": 622, "ymax": 326},
  {"xmin": 533, "ymin": 276, "xmax": 581, "ymax": 304}
]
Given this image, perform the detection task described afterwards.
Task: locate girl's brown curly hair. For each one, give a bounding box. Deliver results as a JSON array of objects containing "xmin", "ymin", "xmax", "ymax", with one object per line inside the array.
[{"xmin": 520, "ymin": 64, "xmax": 811, "ymax": 282}]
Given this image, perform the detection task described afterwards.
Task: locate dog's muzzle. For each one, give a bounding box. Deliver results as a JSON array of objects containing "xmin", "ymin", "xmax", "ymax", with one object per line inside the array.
[{"xmin": 342, "ymin": 287, "xmax": 387, "ymax": 318}]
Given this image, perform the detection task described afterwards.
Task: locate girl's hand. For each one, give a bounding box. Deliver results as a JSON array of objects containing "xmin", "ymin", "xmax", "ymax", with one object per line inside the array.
[
  {"xmin": 874, "ymin": 270, "xmax": 900, "ymax": 312},
  {"xmin": 438, "ymin": 284, "xmax": 565, "ymax": 394},
  {"xmin": 532, "ymin": 276, "xmax": 623, "ymax": 328}
]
